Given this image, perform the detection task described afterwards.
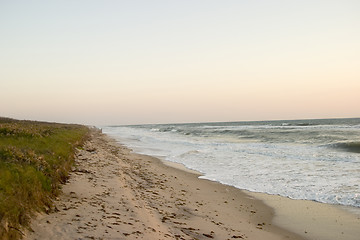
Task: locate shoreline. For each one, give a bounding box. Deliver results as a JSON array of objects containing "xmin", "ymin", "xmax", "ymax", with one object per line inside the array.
[
  {"xmin": 162, "ymin": 153, "xmax": 360, "ymax": 240},
  {"xmin": 25, "ymin": 130, "xmax": 359, "ymax": 239}
]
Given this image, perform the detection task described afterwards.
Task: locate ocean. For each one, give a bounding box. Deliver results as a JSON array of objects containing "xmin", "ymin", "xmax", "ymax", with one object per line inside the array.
[{"xmin": 102, "ymin": 118, "xmax": 360, "ymax": 209}]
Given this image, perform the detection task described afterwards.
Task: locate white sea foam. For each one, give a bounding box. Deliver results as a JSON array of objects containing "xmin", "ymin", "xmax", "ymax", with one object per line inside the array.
[{"xmin": 102, "ymin": 119, "xmax": 360, "ymax": 208}]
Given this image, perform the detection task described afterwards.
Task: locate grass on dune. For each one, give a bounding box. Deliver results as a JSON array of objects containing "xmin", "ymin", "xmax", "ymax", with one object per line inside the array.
[{"xmin": 0, "ymin": 117, "xmax": 89, "ymax": 239}]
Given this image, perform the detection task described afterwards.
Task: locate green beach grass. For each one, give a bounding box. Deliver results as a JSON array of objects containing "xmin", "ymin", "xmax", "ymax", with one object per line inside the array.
[{"xmin": 0, "ymin": 117, "xmax": 89, "ymax": 239}]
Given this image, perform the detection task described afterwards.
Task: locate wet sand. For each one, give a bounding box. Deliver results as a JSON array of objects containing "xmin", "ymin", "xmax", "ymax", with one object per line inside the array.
[
  {"xmin": 249, "ymin": 192, "xmax": 360, "ymax": 240},
  {"xmin": 24, "ymin": 129, "xmax": 359, "ymax": 239}
]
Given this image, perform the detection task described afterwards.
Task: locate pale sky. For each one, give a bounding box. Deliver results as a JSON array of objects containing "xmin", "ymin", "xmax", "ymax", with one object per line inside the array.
[{"xmin": 1, "ymin": 1, "xmax": 359, "ymax": 125}]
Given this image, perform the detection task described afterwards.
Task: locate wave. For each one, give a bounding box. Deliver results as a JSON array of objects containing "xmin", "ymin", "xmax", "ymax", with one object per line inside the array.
[
  {"xmin": 178, "ymin": 150, "xmax": 200, "ymax": 158},
  {"xmin": 331, "ymin": 142, "xmax": 360, "ymax": 153}
]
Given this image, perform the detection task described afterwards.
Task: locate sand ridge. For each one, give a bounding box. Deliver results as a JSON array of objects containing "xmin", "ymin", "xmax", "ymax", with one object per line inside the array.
[{"xmin": 25, "ymin": 130, "xmax": 304, "ymax": 240}]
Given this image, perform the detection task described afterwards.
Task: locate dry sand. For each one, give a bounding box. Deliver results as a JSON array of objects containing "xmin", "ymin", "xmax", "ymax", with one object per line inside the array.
[{"xmin": 24, "ymin": 129, "xmax": 359, "ymax": 240}]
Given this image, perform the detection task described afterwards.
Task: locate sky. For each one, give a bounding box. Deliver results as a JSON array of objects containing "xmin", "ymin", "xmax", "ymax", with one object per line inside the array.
[{"xmin": 1, "ymin": 0, "xmax": 359, "ymax": 125}]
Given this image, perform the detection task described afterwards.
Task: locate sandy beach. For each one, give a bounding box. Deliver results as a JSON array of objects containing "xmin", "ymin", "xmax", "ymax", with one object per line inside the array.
[{"xmin": 24, "ymin": 129, "xmax": 360, "ymax": 240}]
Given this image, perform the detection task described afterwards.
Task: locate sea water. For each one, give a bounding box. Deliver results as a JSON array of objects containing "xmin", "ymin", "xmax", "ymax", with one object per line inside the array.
[{"xmin": 102, "ymin": 118, "xmax": 360, "ymax": 209}]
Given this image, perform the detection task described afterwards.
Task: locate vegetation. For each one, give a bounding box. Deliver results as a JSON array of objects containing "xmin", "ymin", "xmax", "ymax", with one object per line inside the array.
[{"xmin": 0, "ymin": 117, "xmax": 89, "ymax": 239}]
